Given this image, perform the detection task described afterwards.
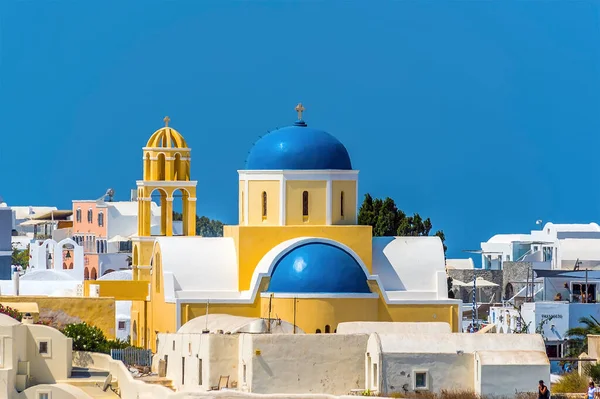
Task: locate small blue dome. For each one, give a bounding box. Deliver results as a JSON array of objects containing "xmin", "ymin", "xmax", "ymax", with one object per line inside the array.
[
  {"xmin": 267, "ymin": 242, "xmax": 371, "ymax": 293},
  {"xmin": 245, "ymin": 121, "xmax": 352, "ymax": 170}
]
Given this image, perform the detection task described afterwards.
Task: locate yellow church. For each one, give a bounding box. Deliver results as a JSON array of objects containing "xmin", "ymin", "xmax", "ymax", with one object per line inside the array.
[{"xmin": 130, "ymin": 105, "xmax": 461, "ymax": 351}]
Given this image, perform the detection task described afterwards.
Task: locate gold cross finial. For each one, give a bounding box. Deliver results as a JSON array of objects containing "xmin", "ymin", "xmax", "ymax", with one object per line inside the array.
[
  {"xmin": 163, "ymin": 116, "xmax": 170, "ymax": 127},
  {"xmin": 295, "ymin": 103, "xmax": 305, "ymax": 120}
]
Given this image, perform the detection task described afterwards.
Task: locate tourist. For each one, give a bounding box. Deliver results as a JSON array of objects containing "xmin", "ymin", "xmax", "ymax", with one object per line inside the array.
[
  {"xmin": 588, "ymin": 381, "xmax": 598, "ymax": 399},
  {"xmin": 538, "ymin": 380, "xmax": 549, "ymax": 399}
]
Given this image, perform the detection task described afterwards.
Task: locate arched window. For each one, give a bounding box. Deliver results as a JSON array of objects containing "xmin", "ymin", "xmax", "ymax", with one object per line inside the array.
[
  {"xmin": 91, "ymin": 268, "xmax": 97, "ymax": 280},
  {"xmin": 174, "ymin": 153, "xmax": 182, "ymax": 180},
  {"xmin": 87, "ymin": 209, "xmax": 93, "ymax": 223},
  {"xmin": 302, "ymin": 191, "xmax": 309, "ymax": 220},
  {"xmin": 84, "ymin": 268, "xmax": 90, "ymax": 280},
  {"xmin": 315, "ymin": 329, "xmax": 321, "ymax": 334},
  {"xmin": 261, "ymin": 191, "xmax": 267, "ymax": 221},
  {"xmin": 340, "ymin": 191, "xmax": 345, "ymax": 219},
  {"xmin": 325, "ymin": 325, "xmax": 331, "ymax": 334},
  {"xmin": 157, "ymin": 153, "xmax": 166, "ymax": 180},
  {"xmin": 98, "ymin": 212, "xmax": 104, "ymax": 227},
  {"xmin": 76, "ymin": 209, "xmax": 81, "ymax": 222}
]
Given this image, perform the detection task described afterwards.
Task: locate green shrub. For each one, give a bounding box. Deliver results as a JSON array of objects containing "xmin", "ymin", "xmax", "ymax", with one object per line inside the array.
[
  {"xmin": 552, "ymin": 372, "xmax": 588, "ymax": 393},
  {"xmin": 62, "ymin": 322, "xmax": 140, "ymax": 354},
  {"xmin": 62, "ymin": 322, "xmax": 107, "ymax": 352},
  {"xmin": 584, "ymin": 363, "xmax": 600, "ymax": 383}
]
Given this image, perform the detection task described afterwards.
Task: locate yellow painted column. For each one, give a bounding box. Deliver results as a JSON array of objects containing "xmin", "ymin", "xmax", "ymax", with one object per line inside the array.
[
  {"xmin": 165, "ymin": 198, "xmax": 173, "ymax": 236},
  {"xmin": 143, "ymin": 199, "xmax": 152, "ymax": 236},
  {"xmin": 187, "ymin": 198, "xmax": 196, "ymax": 236},
  {"xmin": 182, "ymin": 198, "xmax": 189, "ymax": 234}
]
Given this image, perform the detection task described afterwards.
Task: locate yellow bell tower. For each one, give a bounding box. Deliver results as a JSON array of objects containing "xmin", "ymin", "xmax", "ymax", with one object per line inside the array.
[{"xmin": 132, "ymin": 116, "xmax": 198, "ymax": 281}]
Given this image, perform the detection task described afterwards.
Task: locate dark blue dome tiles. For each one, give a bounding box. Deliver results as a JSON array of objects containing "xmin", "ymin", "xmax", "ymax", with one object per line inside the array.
[
  {"xmin": 246, "ymin": 122, "xmax": 352, "ymax": 171},
  {"xmin": 267, "ymin": 242, "xmax": 371, "ymax": 294}
]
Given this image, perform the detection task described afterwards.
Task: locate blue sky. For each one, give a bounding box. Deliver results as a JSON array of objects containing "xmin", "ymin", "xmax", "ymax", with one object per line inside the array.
[{"xmin": 1, "ymin": 1, "xmax": 600, "ymax": 262}]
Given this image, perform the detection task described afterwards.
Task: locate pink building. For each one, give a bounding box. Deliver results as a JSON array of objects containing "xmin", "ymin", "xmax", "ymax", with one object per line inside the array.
[{"xmin": 71, "ymin": 200, "xmax": 143, "ymax": 280}]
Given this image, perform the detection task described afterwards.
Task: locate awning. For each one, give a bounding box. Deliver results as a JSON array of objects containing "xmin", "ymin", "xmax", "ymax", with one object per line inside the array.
[
  {"xmin": 19, "ymin": 219, "xmax": 51, "ymax": 227},
  {"xmin": 107, "ymin": 235, "xmax": 132, "ymax": 243},
  {"xmin": 1, "ymin": 302, "xmax": 40, "ymax": 314},
  {"xmin": 534, "ymin": 269, "xmax": 600, "ymax": 279},
  {"xmin": 29, "ymin": 210, "xmax": 73, "ymax": 220}
]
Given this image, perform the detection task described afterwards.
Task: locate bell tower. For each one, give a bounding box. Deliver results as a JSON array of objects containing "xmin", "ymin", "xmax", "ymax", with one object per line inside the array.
[{"xmin": 131, "ymin": 116, "xmax": 198, "ymax": 281}]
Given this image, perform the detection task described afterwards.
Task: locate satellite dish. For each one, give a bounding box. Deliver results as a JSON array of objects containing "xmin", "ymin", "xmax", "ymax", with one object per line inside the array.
[
  {"xmin": 102, "ymin": 373, "xmax": 112, "ymax": 392},
  {"xmin": 106, "ymin": 188, "xmax": 115, "ymax": 202}
]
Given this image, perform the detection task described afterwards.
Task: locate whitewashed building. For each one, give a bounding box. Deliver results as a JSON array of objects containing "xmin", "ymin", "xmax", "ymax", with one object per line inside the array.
[
  {"xmin": 365, "ymin": 332, "xmax": 549, "ymax": 397},
  {"xmin": 479, "ymin": 222, "xmax": 600, "ymax": 270},
  {"xmin": 154, "ymin": 319, "xmax": 549, "ymax": 396}
]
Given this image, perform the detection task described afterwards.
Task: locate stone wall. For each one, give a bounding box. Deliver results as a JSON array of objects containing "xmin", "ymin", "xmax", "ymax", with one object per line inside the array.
[
  {"xmin": 503, "ymin": 262, "xmax": 534, "ymax": 301},
  {"xmin": 447, "ymin": 269, "xmax": 503, "ymax": 303}
]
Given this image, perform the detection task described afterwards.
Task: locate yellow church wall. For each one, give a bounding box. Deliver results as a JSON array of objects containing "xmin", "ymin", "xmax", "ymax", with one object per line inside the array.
[
  {"xmin": 248, "ymin": 180, "xmax": 280, "ymax": 225},
  {"xmin": 285, "ymin": 180, "xmax": 327, "ymax": 225},
  {"xmin": 223, "ymin": 225, "xmax": 373, "ymax": 291},
  {"xmin": 83, "ymin": 280, "xmax": 149, "ymax": 301},
  {"xmin": 379, "ymin": 301, "xmax": 460, "ymax": 332},
  {"xmin": 145, "ymin": 244, "xmax": 178, "ymax": 352},
  {"xmin": 332, "ymin": 180, "xmax": 357, "ymax": 225},
  {"xmin": 0, "ymin": 295, "xmax": 116, "ymax": 339},
  {"xmin": 261, "ymin": 296, "xmax": 379, "ymax": 333}
]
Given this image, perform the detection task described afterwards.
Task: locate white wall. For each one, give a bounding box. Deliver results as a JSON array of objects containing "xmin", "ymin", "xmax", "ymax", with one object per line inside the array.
[
  {"xmin": 156, "ymin": 332, "xmax": 239, "ymax": 392},
  {"xmin": 478, "ymin": 364, "xmax": 548, "ymax": 397},
  {"xmin": 377, "ymin": 353, "xmax": 474, "ymax": 395},
  {"xmin": 26, "ymin": 324, "xmax": 72, "ymax": 383},
  {"xmin": 241, "ymin": 334, "xmax": 368, "ymax": 395},
  {"xmin": 372, "ymin": 237, "xmax": 447, "ymax": 300}
]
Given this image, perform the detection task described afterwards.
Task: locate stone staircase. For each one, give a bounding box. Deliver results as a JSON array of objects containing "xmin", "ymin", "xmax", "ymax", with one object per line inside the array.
[
  {"xmin": 62, "ymin": 366, "xmax": 118, "ymax": 387},
  {"xmin": 136, "ymin": 375, "xmax": 175, "ymax": 391}
]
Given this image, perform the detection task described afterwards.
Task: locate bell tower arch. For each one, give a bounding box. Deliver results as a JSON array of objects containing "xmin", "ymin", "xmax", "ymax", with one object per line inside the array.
[{"xmin": 132, "ymin": 116, "xmax": 198, "ymax": 281}]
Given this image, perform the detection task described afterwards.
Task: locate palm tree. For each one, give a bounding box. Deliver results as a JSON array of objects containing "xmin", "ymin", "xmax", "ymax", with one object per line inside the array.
[{"xmin": 566, "ymin": 316, "xmax": 600, "ymax": 357}]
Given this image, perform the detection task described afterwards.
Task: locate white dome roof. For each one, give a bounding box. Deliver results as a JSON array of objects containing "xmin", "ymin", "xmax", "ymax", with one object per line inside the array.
[
  {"xmin": 178, "ymin": 314, "xmax": 302, "ymax": 334},
  {"xmin": 20, "ymin": 270, "xmax": 77, "ymax": 281},
  {"xmin": 98, "ymin": 270, "xmax": 133, "ymax": 281}
]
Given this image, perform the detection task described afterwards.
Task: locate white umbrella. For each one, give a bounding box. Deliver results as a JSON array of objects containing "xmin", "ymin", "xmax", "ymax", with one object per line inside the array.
[
  {"xmin": 107, "ymin": 235, "xmax": 131, "ymax": 243},
  {"xmin": 473, "ymin": 277, "xmax": 498, "ymax": 287},
  {"xmin": 451, "ymin": 279, "xmax": 469, "ymax": 287}
]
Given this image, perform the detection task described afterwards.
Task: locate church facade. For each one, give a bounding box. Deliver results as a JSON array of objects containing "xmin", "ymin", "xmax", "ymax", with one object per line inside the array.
[{"xmin": 130, "ymin": 106, "xmax": 461, "ymax": 351}]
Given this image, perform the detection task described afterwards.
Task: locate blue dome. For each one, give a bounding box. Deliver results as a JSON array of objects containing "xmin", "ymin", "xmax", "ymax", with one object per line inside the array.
[
  {"xmin": 267, "ymin": 242, "xmax": 371, "ymax": 294},
  {"xmin": 245, "ymin": 121, "xmax": 352, "ymax": 170}
]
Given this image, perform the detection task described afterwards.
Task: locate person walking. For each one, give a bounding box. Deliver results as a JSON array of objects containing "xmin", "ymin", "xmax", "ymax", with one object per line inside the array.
[
  {"xmin": 588, "ymin": 381, "xmax": 599, "ymax": 399},
  {"xmin": 538, "ymin": 380, "xmax": 549, "ymax": 399}
]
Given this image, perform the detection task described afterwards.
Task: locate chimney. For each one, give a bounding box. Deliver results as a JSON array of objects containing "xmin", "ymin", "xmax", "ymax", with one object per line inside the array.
[
  {"xmin": 22, "ymin": 313, "xmax": 33, "ymax": 325},
  {"xmin": 131, "ymin": 189, "xmax": 138, "ymax": 202},
  {"xmin": 12, "ymin": 271, "xmax": 19, "ymax": 296}
]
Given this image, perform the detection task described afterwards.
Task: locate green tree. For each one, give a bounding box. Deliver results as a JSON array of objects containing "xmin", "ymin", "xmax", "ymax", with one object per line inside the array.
[
  {"xmin": 196, "ymin": 216, "xmax": 224, "ymax": 237},
  {"xmin": 11, "ymin": 244, "xmax": 29, "ymax": 268},
  {"xmin": 172, "ymin": 211, "xmax": 184, "ymax": 221},
  {"xmin": 566, "ymin": 316, "xmax": 600, "ymax": 357},
  {"xmin": 357, "ymin": 194, "xmax": 447, "ymax": 253},
  {"xmin": 171, "ymin": 212, "xmax": 224, "ymax": 237}
]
